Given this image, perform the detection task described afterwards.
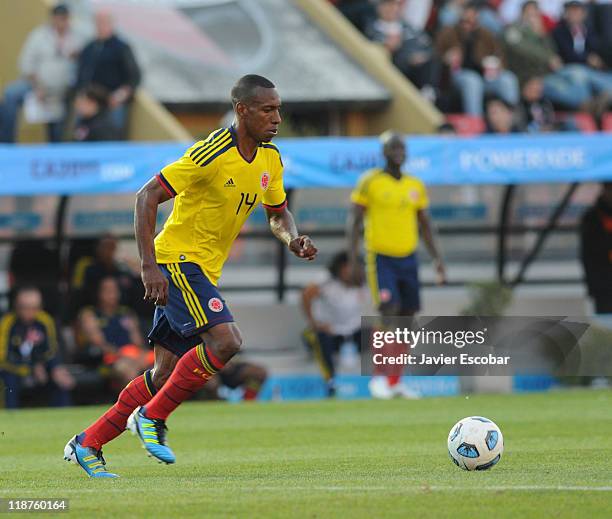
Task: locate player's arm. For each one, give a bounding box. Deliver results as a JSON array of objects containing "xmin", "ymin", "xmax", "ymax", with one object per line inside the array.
[
  {"xmin": 78, "ymin": 308, "xmax": 116, "ymax": 354},
  {"xmin": 135, "ymin": 177, "xmax": 172, "ymax": 305},
  {"xmin": 417, "ymin": 209, "xmax": 446, "ymax": 285},
  {"xmin": 265, "ymin": 206, "xmax": 317, "ymax": 261},
  {"xmin": 347, "ymin": 203, "xmax": 366, "ymax": 283},
  {"xmin": 301, "ymin": 284, "xmax": 321, "ymax": 329}
]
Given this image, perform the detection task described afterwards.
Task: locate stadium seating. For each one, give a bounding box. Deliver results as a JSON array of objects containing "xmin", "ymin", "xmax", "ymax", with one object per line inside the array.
[
  {"xmin": 556, "ymin": 112, "xmax": 598, "ymax": 133},
  {"xmin": 446, "ymin": 114, "xmax": 486, "ymax": 136},
  {"xmin": 602, "ymin": 113, "xmax": 612, "ymax": 132}
]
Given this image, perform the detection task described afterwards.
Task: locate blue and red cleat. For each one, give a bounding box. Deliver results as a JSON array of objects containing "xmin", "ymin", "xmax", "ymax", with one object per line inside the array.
[
  {"xmin": 63, "ymin": 434, "xmax": 119, "ymax": 478},
  {"xmin": 127, "ymin": 407, "xmax": 176, "ymax": 464}
]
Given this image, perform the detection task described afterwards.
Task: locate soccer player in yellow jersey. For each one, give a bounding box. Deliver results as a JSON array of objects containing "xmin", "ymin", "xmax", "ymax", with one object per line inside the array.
[
  {"xmin": 64, "ymin": 75, "xmax": 317, "ymax": 477},
  {"xmin": 348, "ymin": 131, "xmax": 445, "ymax": 399}
]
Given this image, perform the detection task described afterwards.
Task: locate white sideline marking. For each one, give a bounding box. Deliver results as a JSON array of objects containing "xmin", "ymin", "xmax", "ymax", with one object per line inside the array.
[{"xmin": 7, "ymin": 485, "xmax": 612, "ymax": 494}]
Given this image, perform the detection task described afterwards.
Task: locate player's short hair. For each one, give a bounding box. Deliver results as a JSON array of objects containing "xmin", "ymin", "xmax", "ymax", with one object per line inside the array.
[
  {"xmin": 79, "ymin": 84, "xmax": 110, "ymax": 110},
  {"xmin": 12, "ymin": 285, "xmax": 42, "ymax": 310},
  {"xmin": 485, "ymin": 95, "xmax": 514, "ymax": 111},
  {"xmin": 464, "ymin": 1, "xmax": 483, "ymax": 12},
  {"xmin": 379, "ymin": 130, "xmax": 404, "ymax": 147},
  {"xmin": 231, "ymin": 74, "xmax": 276, "ymax": 107},
  {"xmin": 51, "ymin": 3, "xmax": 69, "ymax": 16},
  {"xmin": 14, "ymin": 285, "xmax": 42, "ymax": 298},
  {"xmin": 521, "ymin": 0, "xmax": 538, "ymax": 13},
  {"xmin": 96, "ymin": 275, "xmax": 119, "ymax": 295},
  {"xmin": 328, "ymin": 251, "xmax": 349, "ymax": 279}
]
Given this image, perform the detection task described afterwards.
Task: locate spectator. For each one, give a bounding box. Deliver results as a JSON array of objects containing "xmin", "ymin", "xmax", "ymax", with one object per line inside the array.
[
  {"xmin": 439, "ymin": 0, "xmax": 504, "ymax": 35},
  {"xmin": 331, "ymin": 0, "xmax": 377, "ymax": 34},
  {"xmin": 0, "ymin": 286, "xmax": 74, "ymax": 408},
  {"xmin": 73, "ymin": 84, "xmax": 117, "ymax": 142},
  {"xmin": 76, "ymin": 277, "xmax": 152, "ymax": 389},
  {"xmin": 580, "ymin": 182, "xmax": 612, "ymax": 314},
  {"xmin": 485, "ymin": 96, "xmax": 522, "ymax": 133},
  {"xmin": 70, "ymin": 235, "xmax": 144, "ymax": 321},
  {"xmin": 519, "ymin": 77, "xmax": 557, "ymax": 132},
  {"xmin": 503, "ymin": 1, "xmax": 591, "ymax": 110},
  {"xmin": 504, "ymin": 1, "xmax": 562, "ymax": 87},
  {"xmin": 0, "ymin": 4, "xmax": 82, "ymax": 143},
  {"xmin": 76, "ymin": 10, "xmax": 141, "ymax": 135},
  {"xmin": 499, "ymin": 0, "xmax": 565, "ymax": 26},
  {"xmin": 301, "ymin": 251, "xmax": 367, "ymax": 397},
  {"xmin": 552, "ymin": 1, "xmax": 604, "ymax": 67},
  {"xmin": 436, "ymin": 3, "xmax": 520, "ymax": 115},
  {"xmin": 366, "ymin": 0, "xmax": 441, "ymax": 100},
  {"xmin": 551, "ymin": 0, "xmax": 612, "ymax": 114}
]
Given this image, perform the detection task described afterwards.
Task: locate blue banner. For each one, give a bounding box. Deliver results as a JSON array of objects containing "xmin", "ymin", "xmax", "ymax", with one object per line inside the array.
[{"xmin": 1, "ymin": 133, "xmax": 611, "ymax": 195}]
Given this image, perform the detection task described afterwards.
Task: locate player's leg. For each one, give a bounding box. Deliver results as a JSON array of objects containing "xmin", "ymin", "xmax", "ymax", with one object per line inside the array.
[
  {"xmin": 219, "ymin": 361, "xmax": 268, "ymax": 401},
  {"xmin": 236, "ymin": 363, "xmax": 267, "ymax": 401},
  {"xmin": 127, "ymin": 262, "xmax": 237, "ymax": 463},
  {"xmin": 366, "ymin": 253, "xmax": 401, "ymax": 399},
  {"xmin": 397, "ymin": 253, "xmax": 421, "ymax": 317},
  {"xmin": 390, "ymin": 254, "xmax": 421, "ymax": 399},
  {"xmin": 142, "ymin": 322, "xmax": 241, "ymax": 421},
  {"xmin": 64, "ymin": 341, "xmax": 178, "ymax": 478},
  {"xmin": 78, "ymin": 344, "xmax": 178, "ymax": 448},
  {"xmin": 129, "ymin": 322, "xmax": 239, "ymax": 464},
  {"xmin": 304, "ymin": 329, "xmax": 337, "ymax": 395}
]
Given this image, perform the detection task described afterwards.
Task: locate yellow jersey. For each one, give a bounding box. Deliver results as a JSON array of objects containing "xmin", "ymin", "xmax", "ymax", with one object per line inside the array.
[
  {"xmin": 350, "ymin": 168, "xmax": 429, "ymax": 257},
  {"xmin": 155, "ymin": 127, "xmax": 287, "ymax": 285}
]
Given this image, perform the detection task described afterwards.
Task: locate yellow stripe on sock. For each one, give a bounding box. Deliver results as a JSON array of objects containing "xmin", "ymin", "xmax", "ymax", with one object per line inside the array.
[
  {"xmin": 197, "ymin": 344, "xmax": 216, "ymax": 375},
  {"xmin": 143, "ymin": 371, "xmax": 154, "ymax": 397},
  {"xmin": 195, "ymin": 344, "xmax": 206, "ymax": 367}
]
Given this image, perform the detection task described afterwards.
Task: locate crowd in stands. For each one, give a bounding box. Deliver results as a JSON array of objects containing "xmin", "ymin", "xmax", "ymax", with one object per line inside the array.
[
  {"xmin": 0, "ymin": 235, "xmax": 267, "ymax": 408},
  {"xmin": 332, "ymin": 0, "xmax": 612, "ymax": 130},
  {"xmin": 0, "ymin": 4, "xmax": 140, "ymax": 144}
]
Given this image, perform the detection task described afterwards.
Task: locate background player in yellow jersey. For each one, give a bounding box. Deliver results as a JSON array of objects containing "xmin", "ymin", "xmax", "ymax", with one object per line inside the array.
[
  {"xmin": 348, "ymin": 132, "xmax": 445, "ymax": 399},
  {"xmin": 64, "ymin": 74, "xmax": 318, "ymax": 477}
]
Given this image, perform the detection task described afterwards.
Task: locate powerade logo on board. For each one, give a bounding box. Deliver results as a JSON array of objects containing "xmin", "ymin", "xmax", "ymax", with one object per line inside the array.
[{"xmin": 459, "ymin": 147, "xmax": 587, "ymax": 172}]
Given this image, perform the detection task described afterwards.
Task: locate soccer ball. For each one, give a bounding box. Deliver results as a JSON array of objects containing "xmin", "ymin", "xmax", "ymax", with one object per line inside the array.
[{"xmin": 447, "ymin": 416, "xmax": 504, "ymax": 471}]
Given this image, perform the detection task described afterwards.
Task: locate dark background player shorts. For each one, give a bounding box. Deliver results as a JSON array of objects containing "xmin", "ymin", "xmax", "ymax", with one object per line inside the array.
[
  {"xmin": 148, "ymin": 262, "xmax": 234, "ymax": 357},
  {"xmin": 369, "ymin": 252, "xmax": 420, "ymax": 313}
]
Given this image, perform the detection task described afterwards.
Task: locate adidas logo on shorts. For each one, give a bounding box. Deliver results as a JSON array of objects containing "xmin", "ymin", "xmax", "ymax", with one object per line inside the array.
[{"xmin": 224, "ymin": 178, "xmax": 236, "ymax": 187}]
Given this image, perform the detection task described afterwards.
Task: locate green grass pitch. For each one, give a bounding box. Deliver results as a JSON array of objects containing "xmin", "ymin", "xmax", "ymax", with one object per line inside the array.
[{"xmin": 1, "ymin": 389, "xmax": 611, "ymax": 518}]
